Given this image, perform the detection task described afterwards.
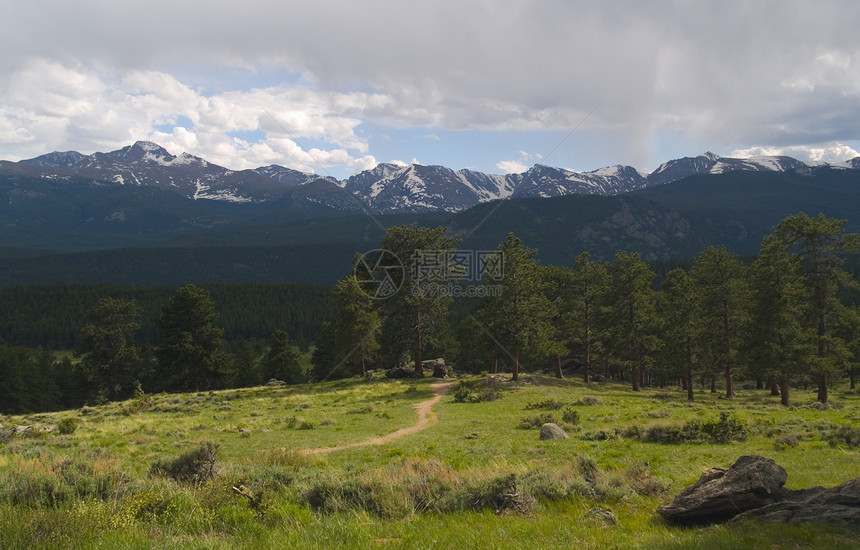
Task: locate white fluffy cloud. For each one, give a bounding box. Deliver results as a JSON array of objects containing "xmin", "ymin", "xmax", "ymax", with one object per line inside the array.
[
  {"xmin": 731, "ymin": 142, "xmax": 860, "ymax": 164},
  {"xmin": 0, "ymin": 60, "xmax": 384, "ymax": 173},
  {"xmin": 496, "ymin": 160, "xmax": 529, "ymax": 174}
]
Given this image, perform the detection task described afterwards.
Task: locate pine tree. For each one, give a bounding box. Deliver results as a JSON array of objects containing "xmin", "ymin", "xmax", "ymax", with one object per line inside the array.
[
  {"xmin": 477, "ymin": 234, "xmax": 560, "ymax": 381},
  {"xmin": 690, "ymin": 246, "xmax": 747, "ymax": 398},
  {"xmin": 659, "ymin": 268, "xmax": 701, "ymax": 400},
  {"xmin": 744, "ymin": 236, "xmax": 814, "ymax": 406},
  {"xmin": 156, "ymin": 285, "xmax": 229, "ymax": 391},
  {"xmin": 375, "ymin": 225, "xmax": 459, "ymax": 371},
  {"xmin": 76, "ymin": 297, "xmax": 143, "ymax": 401},
  {"xmin": 261, "ymin": 330, "xmax": 303, "ymax": 384},
  {"xmin": 774, "ymin": 212, "xmax": 860, "ymax": 403},
  {"xmin": 566, "ymin": 252, "xmax": 608, "ymax": 383},
  {"xmin": 602, "ymin": 251, "xmax": 660, "ymax": 391},
  {"xmin": 311, "ymin": 275, "xmax": 381, "ymax": 381}
]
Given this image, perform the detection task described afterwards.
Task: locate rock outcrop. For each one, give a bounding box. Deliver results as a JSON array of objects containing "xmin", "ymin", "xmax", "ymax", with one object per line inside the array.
[{"xmin": 657, "ymin": 455, "xmax": 860, "ymax": 525}]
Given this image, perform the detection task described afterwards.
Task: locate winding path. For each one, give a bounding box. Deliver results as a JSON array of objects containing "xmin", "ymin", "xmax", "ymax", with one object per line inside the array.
[{"xmin": 298, "ymin": 380, "xmax": 454, "ymax": 455}]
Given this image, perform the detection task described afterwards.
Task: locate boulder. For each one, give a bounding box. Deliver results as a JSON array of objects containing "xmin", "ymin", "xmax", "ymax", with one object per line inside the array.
[
  {"xmin": 657, "ymin": 455, "xmax": 787, "ymax": 522},
  {"xmin": 732, "ymin": 478, "xmax": 860, "ymax": 525},
  {"xmin": 423, "ymin": 358, "xmax": 454, "ymax": 378},
  {"xmin": 386, "ymin": 365, "xmax": 420, "ymax": 379},
  {"xmin": 539, "ymin": 423, "xmax": 569, "ymax": 440},
  {"xmin": 266, "ymin": 378, "xmax": 286, "ymax": 387}
]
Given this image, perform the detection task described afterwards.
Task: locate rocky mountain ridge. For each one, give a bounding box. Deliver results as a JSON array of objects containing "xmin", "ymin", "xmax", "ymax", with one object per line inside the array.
[{"xmin": 6, "ymin": 141, "xmax": 857, "ymax": 214}]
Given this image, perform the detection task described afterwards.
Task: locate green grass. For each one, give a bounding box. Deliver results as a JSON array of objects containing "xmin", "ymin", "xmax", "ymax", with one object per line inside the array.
[{"xmin": 1, "ymin": 374, "xmax": 858, "ymax": 549}]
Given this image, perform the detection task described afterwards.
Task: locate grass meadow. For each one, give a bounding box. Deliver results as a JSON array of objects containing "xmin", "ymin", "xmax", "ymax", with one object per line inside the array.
[{"xmin": 1, "ymin": 374, "xmax": 858, "ymax": 549}]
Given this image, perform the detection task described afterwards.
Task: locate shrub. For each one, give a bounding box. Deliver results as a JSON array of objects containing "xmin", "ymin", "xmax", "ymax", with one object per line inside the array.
[
  {"xmin": 643, "ymin": 422, "xmax": 702, "ymax": 444},
  {"xmin": 452, "ymin": 380, "xmax": 502, "ymax": 403},
  {"xmin": 525, "ymin": 399, "xmax": 565, "ymax": 410},
  {"xmin": 561, "ymin": 408, "xmax": 580, "ymax": 425},
  {"xmin": 150, "ymin": 442, "xmax": 219, "ymax": 485},
  {"xmin": 465, "ymin": 474, "xmax": 534, "ymax": 514},
  {"xmin": 574, "ymin": 396, "xmax": 602, "ymax": 406},
  {"xmin": 827, "ymin": 425, "xmax": 860, "ymax": 447},
  {"xmin": 701, "ymin": 412, "xmax": 748, "ymax": 443},
  {"xmin": 303, "ymin": 477, "xmax": 411, "ymax": 519},
  {"xmin": 57, "ymin": 418, "xmax": 77, "ymax": 435},
  {"xmin": 517, "ymin": 413, "xmax": 556, "ymax": 429},
  {"xmin": 774, "ymin": 434, "xmax": 800, "ymax": 450}
]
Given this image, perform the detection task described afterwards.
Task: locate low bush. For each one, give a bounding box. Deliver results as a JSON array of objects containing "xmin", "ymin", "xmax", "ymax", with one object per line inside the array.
[
  {"xmin": 57, "ymin": 418, "xmax": 77, "ymax": 435},
  {"xmin": 465, "ymin": 473, "xmax": 534, "ymax": 514},
  {"xmin": 827, "ymin": 424, "xmax": 860, "ymax": 447},
  {"xmin": 561, "ymin": 408, "xmax": 580, "ymax": 425},
  {"xmin": 150, "ymin": 442, "xmax": 219, "ymax": 485},
  {"xmin": 524, "ymin": 399, "xmax": 565, "ymax": 410},
  {"xmin": 518, "ymin": 413, "xmax": 557, "ymax": 429}
]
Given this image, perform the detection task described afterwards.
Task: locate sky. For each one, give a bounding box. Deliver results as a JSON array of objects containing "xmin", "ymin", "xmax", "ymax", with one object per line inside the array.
[{"xmin": 1, "ymin": 1, "xmax": 860, "ymax": 180}]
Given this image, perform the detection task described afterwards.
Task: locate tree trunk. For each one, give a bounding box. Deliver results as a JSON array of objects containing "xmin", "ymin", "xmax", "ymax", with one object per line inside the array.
[
  {"xmin": 631, "ymin": 364, "xmax": 640, "ymax": 391},
  {"xmin": 779, "ymin": 375, "xmax": 789, "ymax": 407},
  {"xmin": 583, "ymin": 328, "xmax": 591, "ymax": 383},
  {"xmin": 710, "ymin": 377, "xmax": 716, "ymax": 393},
  {"xmin": 512, "ymin": 354, "xmax": 520, "ymax": 382},
  {"xmin": 817, "ymin": 372, "xmax": 828, "ymax": 404},
  {"xmin": 769, "ymin": 377, "xmax": 780, "ymax": 396},
  {"xmin": 756, "ymin": 377, "xmax": 764, "ymax": 390},
  {"xmin": 414, "ymin": 309, "xmax": 423, "ymax": 376},
  {"xmin": 361, "ymin": 357, "xmax": 366, "ymax": 377},
  {"xmin": 686, "ymin": 371, "xmax": 694, "ymax": 401},
  {"xmin": 554, "ymin": 356, "xmax": 563, "ymax": 379},
  {"xmin": 851, "ymin": 369, "xmax": 856, "ymax": 390},
  {"xmin": 491, "ymin": 357, "xmax": 498, "ymax": 374}
]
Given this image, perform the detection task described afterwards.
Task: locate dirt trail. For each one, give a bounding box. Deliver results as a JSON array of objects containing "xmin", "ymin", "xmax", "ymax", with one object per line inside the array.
[{"xmin": 298, "ymin": 380, "xmax": 454, "ymax": 456}]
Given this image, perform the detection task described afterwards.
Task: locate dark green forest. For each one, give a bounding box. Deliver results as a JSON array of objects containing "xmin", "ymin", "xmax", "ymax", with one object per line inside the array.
[
  {"xmin": 0, "ymin": 282, "xmax": 333, "ymax": 349},
  {"xmin": 2, "ymin": 212, "xmax": 860, "ymax": 415}
]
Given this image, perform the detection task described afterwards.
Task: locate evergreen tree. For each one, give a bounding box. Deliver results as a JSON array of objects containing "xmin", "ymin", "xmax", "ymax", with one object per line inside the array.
[
  {"xmin": 690, "ymin": 246, "xmax": 747, "ymax": 398},
  {"xmin": 566, "ymin": 252, "xmax": 608, "ymax": 382},
  {"xmin": 76, "ymin": 297, "xmax": 143, "ymax": 401},
  {"xmin": 156, "ymin": 285, "xmax": 229, "ymax": 391},
  {"xmin": 477, "ymin": 234, "xmax": 561, "ymax": 381},
  {"xmin": 602, "ymin": 251, "xmax": 660, "ymax": 391},
  {"xmin": 375, "ymin": 225, "xmax": 460, "ymax": 370},
  {"xmin": 232, "ymin": 339, "xmax": 263, "ymax": 388},
  {"xmin": 658, "ymin": 268, "xmax": 701, "ymax": 400},
  {"xmin": 311, "ymin": 275, "xmax": 381, "ymax": 381},
  {"xmin": 261, "ymin": 329, "xmax": 303, "ymax": 384},
  {"xmin": 774, "ymin": 212, "xmax": 860, "ymax": 403},
  {"xmin": 745, "ymin": 236, "xmax": 814, "ymax": 406}
]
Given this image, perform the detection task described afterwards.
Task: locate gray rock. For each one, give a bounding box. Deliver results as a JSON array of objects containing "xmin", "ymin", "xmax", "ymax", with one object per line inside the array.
[
  {"xmin": 539, "ymin": 423, "xmax": 569, "ymax": 440},
  {"xmin": 423, "ymin": 358, "xmax": 454, "ymax": 378},
  {"xmin": 386, "ymin": 365, "xmax": 419, "ymax": 379},
  {"xmin": 733, "ymin": 478, "xmax": 860, "ymax": 525},
  {"xmin": 266, "ymin": 378, "xmax": 286, "ymax": 386},
  {"xmin": 657, "ymin": 455, "xmax": 787, "ymax": 522}
]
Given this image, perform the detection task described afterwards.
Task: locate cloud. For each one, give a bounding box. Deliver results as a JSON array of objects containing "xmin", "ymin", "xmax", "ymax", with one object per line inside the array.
[
  {"xmin": 496, "ymin": 160, "xmax": 529, "ymax": 174},
  {"xmin": 0, "ymin": 59, "xmax": 388, "ymax": 173},
  {"xmin": 731, "ymin": 142, "xmax": 860, "ymax": 164},
  {"xmin": 2, "ymin": 1, "xmax": 860, "ymax": 171}
]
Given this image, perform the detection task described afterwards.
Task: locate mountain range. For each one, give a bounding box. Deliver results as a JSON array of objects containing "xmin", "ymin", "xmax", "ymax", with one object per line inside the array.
[
  {"xmin": 6, "ymin": 140, "xmax": 856, "ymax": 216},
  {"xmin": 2, "ymin": 141, "xmax": 860, "ymax": 286}
]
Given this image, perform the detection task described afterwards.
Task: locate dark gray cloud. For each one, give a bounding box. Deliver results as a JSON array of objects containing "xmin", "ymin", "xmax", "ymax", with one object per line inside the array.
[{"xmin": 1, "ymin": 0, "xmax": 859, "ymax": 169}]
